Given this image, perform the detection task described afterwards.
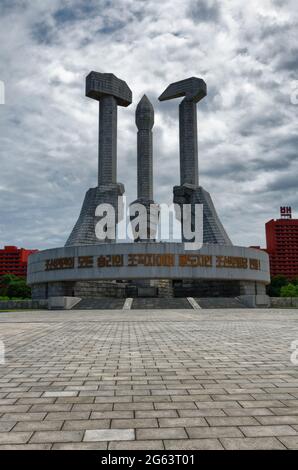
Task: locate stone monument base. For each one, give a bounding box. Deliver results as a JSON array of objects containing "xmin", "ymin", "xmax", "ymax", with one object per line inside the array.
[
  {"xmin": 28, "ymin": 242, "xmax": 270, "ymax": 306},
  {"xmin": 31, "ymin": 279, "xmax": 173, "ymax": 299}
]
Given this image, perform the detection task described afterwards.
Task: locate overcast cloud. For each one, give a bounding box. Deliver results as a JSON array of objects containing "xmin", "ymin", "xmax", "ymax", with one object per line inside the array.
[{"xmin": 0, "ymin": 0, "xmax": 297, "ymax": 249}]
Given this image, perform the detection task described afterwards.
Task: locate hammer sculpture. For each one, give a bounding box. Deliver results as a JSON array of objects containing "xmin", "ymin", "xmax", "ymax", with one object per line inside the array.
[
  {"xmin": 86, "ymin": 72, "xmax": 132, "ymax": 186},
  {"xmin": 159, "ymin": 77, "xmax": 207, "ymax": 187}
]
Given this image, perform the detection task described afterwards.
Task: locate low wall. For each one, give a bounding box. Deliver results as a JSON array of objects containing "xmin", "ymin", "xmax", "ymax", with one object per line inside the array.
[
  {"xmin": 270, "ymin": 297, "xmax": 298, "ymax": 308},
  {"xmin": 0, "ymin": 299, "xmax": 48, "ymax": 310}
]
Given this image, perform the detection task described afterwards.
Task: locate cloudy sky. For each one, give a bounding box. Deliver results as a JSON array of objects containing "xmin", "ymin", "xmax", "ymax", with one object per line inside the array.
[{"xmin": 0, "ymin": 0, "xmax": 297, "ymax": 250}]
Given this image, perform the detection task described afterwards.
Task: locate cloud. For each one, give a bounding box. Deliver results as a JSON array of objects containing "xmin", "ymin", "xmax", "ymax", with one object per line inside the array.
[
  {"xmin": 0, "ymin": 0, "xmax": 297, "ymax": 250},
  {"xmin": 188, "ymin": 0, "xmax": 221, "ymax": 23}
]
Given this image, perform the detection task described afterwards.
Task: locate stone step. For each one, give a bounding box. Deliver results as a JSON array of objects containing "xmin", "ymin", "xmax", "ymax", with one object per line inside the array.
[
  {"xmin": 195, "ymin": 297, "xmax": 247, "ymax": 309},
  {"xmin": 72, "ymin": 298, "xmax": 125, "ymax": 310},
  {"xmin": 72, "ymin": 297, "xmax": 247, "ymax": 310},
  {"xmin": 131, "ymin": 298, "xmax": 192, "ymax": 310}
]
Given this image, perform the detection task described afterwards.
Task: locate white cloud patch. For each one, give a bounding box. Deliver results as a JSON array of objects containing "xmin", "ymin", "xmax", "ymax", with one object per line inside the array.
[{"xmin": 0, "ymin": 0, "xmax": 297, "ymax": 249}]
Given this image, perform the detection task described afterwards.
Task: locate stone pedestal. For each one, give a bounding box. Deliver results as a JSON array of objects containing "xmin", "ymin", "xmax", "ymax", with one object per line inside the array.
[
  {"xmin": 65, "ymin": 183, "xmax": 124, "ymax": 246},
  {"xmin": 239, "ymin": 281, "xmax": 269, "ymax": 307},
  {"xmin": 173, "ymin": 184, "xmax": 232, "ymax": 245}
]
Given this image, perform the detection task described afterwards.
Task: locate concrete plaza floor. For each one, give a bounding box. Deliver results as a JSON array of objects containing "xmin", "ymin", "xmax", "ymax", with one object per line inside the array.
[{"xmin": 0, "ymin": 308, "xmax": 298, "ymax": 450}]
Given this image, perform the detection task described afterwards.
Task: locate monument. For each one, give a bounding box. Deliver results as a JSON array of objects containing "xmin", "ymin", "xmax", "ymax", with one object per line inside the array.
[
  {"xmin": 130, "ymin": 95, "xmax": 159, "ymax": 241},
  {"xmin": 159, "ymin": 77, "xmax": 231, "ymax": 245},
  {"xmin": 27, "ymin": 71, "xmax": 270, "ymax": 308},
  {"xmin": 66, "ymin": 72, "xmax": 132, "ymax": 246}
]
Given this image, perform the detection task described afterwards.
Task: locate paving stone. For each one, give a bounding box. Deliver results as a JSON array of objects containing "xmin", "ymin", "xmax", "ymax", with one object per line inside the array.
[
  {"xmin": 114, "ymin": 402, "xmax": 154, "ymax": 411},
  {"xmin": 84, "ymin": 429, "xmax": 135, "ymax": 442},
  {"xmin": 154, "ymin": 402, "xmax": 197, "ymax": 410},
  {"xmin": 0, "ymin": 432, "xmax": 32, "ymax": 444},
  {"xmin": 30, "ymin": 431, "xmax": 84, "ymax": 443},
  {"xmin": 224, "ymin": 408, "xmax": 274, "ymax": 417},
  {"xmin": 0, "ymin": 405, "xmax": 30, "ymax": 413},
  {"xmin": 56, "ymin": 396, "xmax": 95, "ymax": 404},
  {"xmin": 91, "ymin": 411, "xmax": 134, "ymax": 419},
  {"xmin": 111, "ymin": 418, "xmax": 158, "ymax": 429},
  {"xmin": 256, "ymin": 416, "xmax": 298, "ymax": 425},
  {"xmin": 158, "ymin": 417, "xmax": 207, "ymax": 428},
  {"xmin": 282, "ymin": 400, "xmax": 298, "ymax": 407},
  {"xmin": 29, "ymin": 404, "xmax": 72, "ymax": 413},
  {"xmin": 0, "ymin": 399, "xmax": 17, "ymax": 405},
  {"xmin": 137, "ymin": 427, "xmax": 187, "ymax": 440},
  {"xmin": 63, "ymin": 419, "xmax": 110, "ymax": 431},
  {"xmin": 0, "ymin": 444, "xmax": 52, "ymax": 450},
  {"xmin": 52, "ymin": 442, "xmax": 108, "ymax": 450},
  {"xmin": 0, "ymin": 422, "xmax": 17, "ymax": 432},
  {"xmin": 187, "ymin": 426, "xmax": 243, "ymax": 438},
  {"xmin": 133, "ymin": 395, "xmax": 171, "ymax": 403},
  {"xmin": 135, "ymin": 410, "xmax": 178, "ymax": 419},
  {"xmin": 221, "ymin": 437, "xmax": 286, "ymax": 450},
  {"xmin": 16, "ymin": 398, "xmax": 55, "ymax": 405},
  {"xmin": 271, "ymin": 407, "xmax": 298, "ymax": 415},
  {"xmin": 73, "ymin": 404, "xmax": 113, "ymax": 412},
  {"xmin": 278, "ymin": 436, "xmax": 298, "ymax": 449},
  {"xmin": 109, "ymin": 440, "xmax": 164, "ymax": 450},
  {"xmin": 239, "ymin": 400, "xmax": 285, "ymax": 408},
  {"xmin": 14, "ymin": 421, "xmax": 64, "ymax": 432},
  {"xmin": 94, "ymin": 396, "xmax": 132, "ymax": 403},
  {"xmin": 240, "ymin": 425, "xmax": 297, "ymax": 437},
  {"xmin": 211, "ymin": 394, "xmax": 254, "ymax": 401},
  {"xmin": 196, "ymin": 401, "xmax": 241, "ymax": 409},
  {"xmin": 164, "ymin": 438, "xmax": 224, "ymax": 450},
  {"xmin": 207, "ymin": 416, "xmax": 260, "ymax": 426},
  {"xmin": 45, "ymin": 412, "xmax": 90, "ymax": 421},
  {"xmin": 43, "ymin": 391, "xmax": 78, "ymax": 398},
  {"xmin": 0, "ymin": 412, "xmax": 46, "ymax": 422},
  {"xmin": 11, "ymin": 393, "xmax": 43, "ymax": 399}
]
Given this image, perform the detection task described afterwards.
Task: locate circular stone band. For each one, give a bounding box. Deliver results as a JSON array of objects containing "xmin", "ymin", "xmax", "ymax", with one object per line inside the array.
[{"xmin": 27, "ymin": 242, "xmax": 270, "ymax": 285}]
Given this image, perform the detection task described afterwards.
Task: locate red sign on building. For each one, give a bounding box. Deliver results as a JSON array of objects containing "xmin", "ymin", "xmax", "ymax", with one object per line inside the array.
[{"xmin": 280, "ymin": 206, "xmax": 292, "ymax": 219}]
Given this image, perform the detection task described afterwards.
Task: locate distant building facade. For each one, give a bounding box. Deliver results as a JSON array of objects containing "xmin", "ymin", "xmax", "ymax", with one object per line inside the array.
[
  {"xmin": 0, "ymin": 246, "xmax": 38, "ymax": 278},
  {"xmin": 265, "ymin": 207, "xmax": 298, "ymax": 279}
]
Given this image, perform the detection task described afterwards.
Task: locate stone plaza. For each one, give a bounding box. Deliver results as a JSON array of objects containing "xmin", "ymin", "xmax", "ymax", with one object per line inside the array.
[{"xmin": 0, "ymin": 308, "xmax": 298, "ymax": 450}]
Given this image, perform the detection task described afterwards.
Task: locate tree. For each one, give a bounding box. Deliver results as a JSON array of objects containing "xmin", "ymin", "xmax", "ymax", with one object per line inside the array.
[
  {"xmin": 0, "ymin": 273, "xmax": 19, "ymax": 296},
  {"xmin": 280, "ymin": 284, "xmax": 298, "ymax": 298},
  {"xmin": 267, "ymin": 275, "xmax": 289, "ymax": 297},
  {"xmin": 0, "ymin": 274, "xmax": 31, "ymax": 299}
]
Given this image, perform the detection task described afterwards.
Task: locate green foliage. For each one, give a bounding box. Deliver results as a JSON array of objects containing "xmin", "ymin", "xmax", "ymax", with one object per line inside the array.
[
  {"xmin": 280, "ymin": 284, "xmax": 298, "ymax": 298},
  {"xmin": 1, "ymin": 273, "xmax": 20, "ymax": 285},
  {"xmin": 0, "ymin": 274, "xmax": 31, "ymax": 299},
  {"xmin": 267, "ymin": 275, "xmax": 289, "ymax": 297}
]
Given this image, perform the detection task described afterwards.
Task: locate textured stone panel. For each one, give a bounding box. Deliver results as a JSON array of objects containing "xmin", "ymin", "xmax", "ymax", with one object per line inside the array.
[
  {"xmin": 173, "ymin": 184, "xmax": 232, "ymax": 245},
  {"xmin": 65, "ymin": 183, "xmax": 124, "ymax": 246}
]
